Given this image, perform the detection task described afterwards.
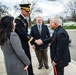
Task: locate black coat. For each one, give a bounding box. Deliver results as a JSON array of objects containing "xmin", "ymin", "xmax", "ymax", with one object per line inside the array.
[
  {"xmin": 31, "ymin": 24, "xmax": 50, "ymax": 50},
  {"xmin": 15, "ymin": 14, "xmax": 31, "ymax": 60},
  {"xmin": 43, "ymin": 26, "xmax": 71, "ymax": 67}
]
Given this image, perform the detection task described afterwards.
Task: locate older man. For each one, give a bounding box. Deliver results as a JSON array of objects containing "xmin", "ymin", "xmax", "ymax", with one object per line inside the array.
[
  {"xmin": 35, "ymin": 16, "xmax": 71, "ymax": 75},
  {"xmin": 31, "ymin": 16, "xmax": 50, "ymax": 69}
]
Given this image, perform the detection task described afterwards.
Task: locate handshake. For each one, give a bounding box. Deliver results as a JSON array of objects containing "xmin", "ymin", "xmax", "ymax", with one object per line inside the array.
[
  {"xmin": 27, "ymin": 35, "xmax": 43, "ymax": 45},
  {"xmin": 35, "ymin": 39, "xmax": 43, "ymax": 45}
]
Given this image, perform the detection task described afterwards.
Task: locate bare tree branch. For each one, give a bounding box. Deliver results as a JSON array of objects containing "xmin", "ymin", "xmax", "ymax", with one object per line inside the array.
[
  {"xmin": 64, "ymin": 0, "xmax": 76, "ymax": 21},
  {"xmin": 0, "ymin": 2, "xmax": 9, "ymax": 18}
]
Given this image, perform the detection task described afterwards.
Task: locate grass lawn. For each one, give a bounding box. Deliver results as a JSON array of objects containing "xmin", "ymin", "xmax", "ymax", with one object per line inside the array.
[{"xmin": 63, "ymin": 25, "xmax": 76, "ymax": 29}]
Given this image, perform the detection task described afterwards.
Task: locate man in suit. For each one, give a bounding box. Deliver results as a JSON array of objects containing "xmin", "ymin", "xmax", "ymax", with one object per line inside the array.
[
  {"xmin": 15, "ymin": 4, "xmax": 35, "ymax": 75},
  {"xmin": 30, "ymin": 16, "xmax": 50, "ymax": 69},
  {"xmin": 35, "ymin": 16, "xmax": 71, "ymax": 75}
]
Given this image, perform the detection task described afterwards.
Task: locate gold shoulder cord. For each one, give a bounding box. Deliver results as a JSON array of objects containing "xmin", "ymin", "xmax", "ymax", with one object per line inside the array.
[{"xmin": 28, "ymin": 37, "xmax": 33, "ymax": 43}]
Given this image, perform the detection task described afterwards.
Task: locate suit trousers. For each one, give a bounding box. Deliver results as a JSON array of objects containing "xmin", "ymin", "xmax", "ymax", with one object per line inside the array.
[{"xmin": 35, "ymin": 48, "xmax": 48, "ymax": 66}]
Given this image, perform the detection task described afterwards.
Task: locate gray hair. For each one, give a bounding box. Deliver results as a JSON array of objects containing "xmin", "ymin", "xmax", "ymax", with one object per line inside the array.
[
  {"xmin": 36, "ymin": 16, "xmax": 43, "ymax": 20},
  {"xmin": 50, "ymin": 16, "xmax": 62, "ymax": 26}
]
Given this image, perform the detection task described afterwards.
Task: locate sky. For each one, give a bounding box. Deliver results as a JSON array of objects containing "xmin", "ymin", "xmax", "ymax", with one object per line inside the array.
[{"xmin": 0, "ymin": 0, "xmax": 72, "ymax": 20}]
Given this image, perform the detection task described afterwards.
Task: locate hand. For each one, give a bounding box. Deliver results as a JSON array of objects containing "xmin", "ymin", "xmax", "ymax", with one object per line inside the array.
[
  {"xmin": 51, "ymin": 61, "xmax": 57, "ymax": 66},
  {"xmin": 35, "ymin": 39, "xmax": 43, "ymax": 45},
  {"xmin": 24, "ymin": 66, "xmax": 28, "ymax": 70},
  {"xmin": 48, "ymin": 43, "xmax": 51, "ymax": 47},
  {"xmin": 32, "ymin": 45, "xmax": 36, "ymax": 49}
]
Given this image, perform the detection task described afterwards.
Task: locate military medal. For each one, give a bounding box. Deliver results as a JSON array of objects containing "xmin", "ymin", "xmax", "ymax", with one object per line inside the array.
[{"xmin": 24, "ymin": 23, "xmax": 26, "ymax": 26}]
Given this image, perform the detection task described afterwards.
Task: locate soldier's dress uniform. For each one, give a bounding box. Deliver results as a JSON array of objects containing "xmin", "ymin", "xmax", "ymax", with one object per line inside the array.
[{"xmin": 15, "ymin": 4, "xmax": 34, "ymax": 75}]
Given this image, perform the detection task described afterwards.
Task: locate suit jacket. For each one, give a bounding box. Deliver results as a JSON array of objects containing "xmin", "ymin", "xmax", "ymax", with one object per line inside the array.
[
  {"xmin": 1, "ymin": 32, "xmax": 30, "ymax": 75},
  {"xmin": 43, "ymin": 26, "xmax": 71, "ymax": 67},
  {"xmin": 31, "ymin": 24, "xmax": 50, "ymax": 50}
]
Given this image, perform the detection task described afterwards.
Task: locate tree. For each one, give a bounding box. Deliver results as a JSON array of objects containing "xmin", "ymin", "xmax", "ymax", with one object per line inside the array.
[
  {"xmin": 14, "ymin": 0, "xmax": 42, "ymax": 26},
  {"xmin": 29, "ymin": 0, "xmax": 42, "ymax": 26},
  {"xmin": 0, "ymin": 2, "xmax": 8, "ymax": 18},
  {"xmin": 64, "ymin": 0, "xmax": 76, "ymax": 22}
]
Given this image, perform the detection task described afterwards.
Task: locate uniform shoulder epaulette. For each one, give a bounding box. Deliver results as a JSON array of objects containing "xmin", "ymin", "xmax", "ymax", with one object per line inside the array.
[
  {"xmin": 16, "ymin": 16, "xmax": 24, "ymax": 23},
  {"xmin": 16, "ymin": 17, "xmax": 21, "ymax": 20}
]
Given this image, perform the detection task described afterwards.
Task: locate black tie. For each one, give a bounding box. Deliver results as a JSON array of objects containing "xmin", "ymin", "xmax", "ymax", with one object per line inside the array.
[{"xmin": 39, "ymin": 25, "xmax": 40, "ymax": 29}]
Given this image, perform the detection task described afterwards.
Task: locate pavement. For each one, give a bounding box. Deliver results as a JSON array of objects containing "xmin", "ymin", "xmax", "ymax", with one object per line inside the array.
[{"xmin": 0, "ymin": 46, "xmax": 76, "ymax": 75}]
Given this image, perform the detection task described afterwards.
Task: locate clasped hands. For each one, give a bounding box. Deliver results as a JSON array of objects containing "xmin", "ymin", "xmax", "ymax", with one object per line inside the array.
[
  {"xmin": 31, "ymin": 39, "xmax": 43, "ymax": 49},
  {"xmin": 35, "ymin": 39, "xmax": 43, "ymax": 45}
]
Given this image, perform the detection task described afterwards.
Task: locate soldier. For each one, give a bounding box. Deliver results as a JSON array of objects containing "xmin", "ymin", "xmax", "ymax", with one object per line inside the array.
[{"xmin": 15, "ymin": 4, "xmax": 35, "ymax": 75}]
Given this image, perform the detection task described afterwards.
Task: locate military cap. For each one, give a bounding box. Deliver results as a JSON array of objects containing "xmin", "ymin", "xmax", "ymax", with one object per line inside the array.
[{"xmin": 19, "ymin": 4, "xmax": 31, "ymax": 12}]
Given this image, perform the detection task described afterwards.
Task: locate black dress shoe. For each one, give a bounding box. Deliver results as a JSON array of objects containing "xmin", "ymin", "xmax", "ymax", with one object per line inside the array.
[
  {"xmin": 38, "ymin": 65, "xmax": 43, "ymax": 69},
  {"xmin": 45, "ymin": 64, "xmax": 49, "ymax": 69}
]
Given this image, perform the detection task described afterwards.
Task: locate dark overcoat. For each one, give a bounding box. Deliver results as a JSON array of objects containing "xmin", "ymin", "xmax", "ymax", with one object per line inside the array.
[{"xmin": 43, "ymin": 26, "xmax": 71, "ymax": 67}]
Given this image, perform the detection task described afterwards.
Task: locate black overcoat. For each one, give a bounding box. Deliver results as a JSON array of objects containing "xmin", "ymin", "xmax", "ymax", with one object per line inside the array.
[{"xmin": 43, "ymin": 26, "xmax": 71, "ymax": 67}]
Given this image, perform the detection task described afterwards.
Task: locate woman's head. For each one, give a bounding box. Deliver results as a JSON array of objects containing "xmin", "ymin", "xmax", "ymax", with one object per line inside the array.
[
  {"xmin": 0, "ymin": 16, "xmax": 15, "ymax": 45},
  {"xmin": 0, "ymin": 16, "xmax": 15, "ymax": 31}
]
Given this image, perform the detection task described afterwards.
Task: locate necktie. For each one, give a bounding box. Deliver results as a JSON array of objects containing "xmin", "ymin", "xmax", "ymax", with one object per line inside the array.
[
  {"xmin": 38, "ymin": 25, "xmax": 41, "ymax": 35},
  {"xmin": 39, "ymin": 25, "xmax": 40, "ymax": 29}
]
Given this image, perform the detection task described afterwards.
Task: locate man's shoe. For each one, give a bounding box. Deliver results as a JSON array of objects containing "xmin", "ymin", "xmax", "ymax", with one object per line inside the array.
[
  {"xmin": 38, "ymin": 65, "xmax": 43, "ymax": 69},
  {"xmin": 45, "ymin": 64, "xmax": 49, "ymax": 69}
]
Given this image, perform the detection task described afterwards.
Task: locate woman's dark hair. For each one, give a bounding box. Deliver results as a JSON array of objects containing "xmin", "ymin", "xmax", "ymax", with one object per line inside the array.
[{"xmin": 0, "ymin": 16, "xmax": 14, "ymax": 45}]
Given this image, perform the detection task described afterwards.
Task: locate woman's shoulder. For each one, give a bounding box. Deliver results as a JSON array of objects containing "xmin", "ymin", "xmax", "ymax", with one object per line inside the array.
[
  {"xmin": 11, "ymin": 31, "xmax": 17, "ymax": 35},
  {"xmin": 10, "ymin": 31, "xmax": 21, "ymax": 42},
  {"xmin": 10, "ymin": 31, "xmax": 19, "ymax": 37}
]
